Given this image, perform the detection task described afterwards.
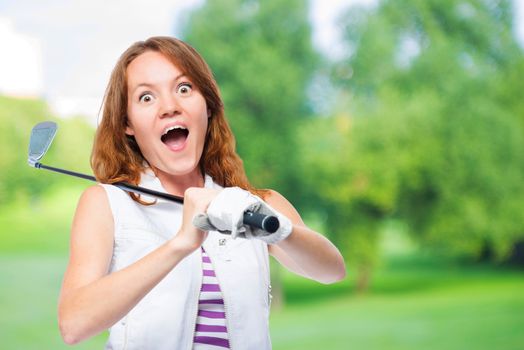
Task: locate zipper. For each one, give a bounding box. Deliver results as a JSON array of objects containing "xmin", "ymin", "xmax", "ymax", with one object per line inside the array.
[
  {"xmin": 189, "ymin": 248, "xmax": 203, "ymax": 350},
  {"xmin": 122, "ymin": 314, "xmax": 129, "ymax": 350},
  {"xmin": 222, "ymin": 285, "xmax": 233, "ymax": 350},
  {"xmin": 210, "ymin": 238, "xmax": 234, "ymax": 350},
  {"xmin": 218, "ymin": 237, "xmax": 231, "ymax": 261}
]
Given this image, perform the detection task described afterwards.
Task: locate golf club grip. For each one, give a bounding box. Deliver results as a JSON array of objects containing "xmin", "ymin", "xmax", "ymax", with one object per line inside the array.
[{"xmin": 242, "ymin": 211, "xmax": 280, "ymax": 234}]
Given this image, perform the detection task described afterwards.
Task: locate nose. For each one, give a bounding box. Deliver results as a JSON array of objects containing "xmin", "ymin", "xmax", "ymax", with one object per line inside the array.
[{"xmin": 159, "ymin": 94, "xmax": 181, "ymax": 118}]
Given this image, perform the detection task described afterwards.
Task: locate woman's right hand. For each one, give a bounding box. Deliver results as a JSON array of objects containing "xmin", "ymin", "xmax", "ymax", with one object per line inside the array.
[
  {"xmin": 59, "ymin": 185, "xmax": 221, "ymax": 345},
  {"xmin": 171, "ymin": 187, "xmax": 221, "ymax": 253}
]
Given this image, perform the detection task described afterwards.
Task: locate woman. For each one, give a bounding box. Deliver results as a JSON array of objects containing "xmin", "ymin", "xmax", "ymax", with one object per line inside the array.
[{"xmin": 58, "ymin": 36, "xmax": 345, "ymax": 350}]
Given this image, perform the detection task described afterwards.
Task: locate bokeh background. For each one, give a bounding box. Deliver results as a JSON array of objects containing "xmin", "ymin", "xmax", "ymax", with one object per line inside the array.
[{"xmin": 1, "ymin": 0, "xmax": 524, "ymax": 349}]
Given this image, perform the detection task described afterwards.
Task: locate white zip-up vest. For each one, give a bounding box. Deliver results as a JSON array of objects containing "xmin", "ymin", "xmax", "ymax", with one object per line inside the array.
[{"xmin": 102, "ymin": 170, "xmax": 272, "ymax": 350}]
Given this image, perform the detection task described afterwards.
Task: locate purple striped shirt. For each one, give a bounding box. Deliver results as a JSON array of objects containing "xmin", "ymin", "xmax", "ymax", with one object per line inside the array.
[{"xmin": 193, "ymin": 247, "xmax": 230, "ymax": 349}]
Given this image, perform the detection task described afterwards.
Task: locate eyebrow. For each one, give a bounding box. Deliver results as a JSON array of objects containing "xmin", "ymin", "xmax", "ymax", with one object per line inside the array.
[{"xmin": 131, "ymin": 73, "xmax": 187, "ymax": 93}]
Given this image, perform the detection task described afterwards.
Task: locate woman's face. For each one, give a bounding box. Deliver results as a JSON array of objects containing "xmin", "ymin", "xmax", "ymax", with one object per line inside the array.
[{"xmin": 125, "ymin": 50, "xmax": 209, "ymax": 179}]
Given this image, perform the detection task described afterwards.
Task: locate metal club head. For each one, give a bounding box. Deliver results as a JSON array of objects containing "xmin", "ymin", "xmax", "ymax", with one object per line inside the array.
[{"xmin": 28, "ymin": 121, "xmax": 58, "ymax": 167}]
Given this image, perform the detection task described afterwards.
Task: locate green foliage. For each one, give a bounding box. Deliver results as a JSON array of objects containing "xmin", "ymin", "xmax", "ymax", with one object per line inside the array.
[
  {"xmin": 0, "ymin": 96, "xmax": 94, "ymax": 206},
  {"xmin": 0, "ymin": 96, "xmax": 53, "ymax": 204},
  {"xmin": 183, "ymin": 0, "xmax": 320, "ymax": 203},
  {"xmin": 337, "ymin": 0, "xmax": 519, "ymax": 95},
  {"xmin": 0, "ymin": 186, "xmax": 86, "ymax": 254},
  {"xmin": 314, "ymin": 0, "xmax": 524, "ymax": 271}
]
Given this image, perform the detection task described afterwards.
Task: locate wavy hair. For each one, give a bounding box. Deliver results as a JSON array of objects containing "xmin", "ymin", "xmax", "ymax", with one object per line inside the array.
[{"xmin": 91, "ymin": 36, "xmax": 266, "ymax": 202}]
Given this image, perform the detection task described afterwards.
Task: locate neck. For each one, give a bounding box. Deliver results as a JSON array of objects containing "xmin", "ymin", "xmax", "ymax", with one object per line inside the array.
[{"xmin": 154, "ymin": 167, "xmax": 205, "ymax": 197}]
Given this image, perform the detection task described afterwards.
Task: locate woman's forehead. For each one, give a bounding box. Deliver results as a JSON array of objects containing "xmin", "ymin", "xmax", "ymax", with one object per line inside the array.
[{"xmin": 126, "ymin": 51, "xmax": 186, "ymax": 89}]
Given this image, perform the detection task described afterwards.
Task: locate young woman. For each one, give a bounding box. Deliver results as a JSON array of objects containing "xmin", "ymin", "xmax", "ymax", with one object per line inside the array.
[{"xmin": 57, "ymin": 36, "xmax": 345, "ymax": 350}]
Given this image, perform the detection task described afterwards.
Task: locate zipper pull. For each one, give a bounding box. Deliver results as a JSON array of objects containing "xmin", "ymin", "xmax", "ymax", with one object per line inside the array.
[{"xmin": 218, "ymin": 238, "xmax": 231, "ymax": 261}]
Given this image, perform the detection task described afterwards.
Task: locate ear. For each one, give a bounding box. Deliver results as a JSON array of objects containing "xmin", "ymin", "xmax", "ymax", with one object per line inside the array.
[
  {"xmin": 207, "ymin": 108, "xmax": 212, "ymax": 118},
  {"xmin": 125, "ymin": 117, "xmax": 135, "ymax": 136}
]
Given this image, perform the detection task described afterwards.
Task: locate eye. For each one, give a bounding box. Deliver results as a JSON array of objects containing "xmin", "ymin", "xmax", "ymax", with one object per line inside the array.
[
  {"xmin": 139, "ymin": 93, "xmax": 154, "ymax": 103},
  {"xmin": 177, "ymin": 83, "xmax": 193, "ymax": 95}
]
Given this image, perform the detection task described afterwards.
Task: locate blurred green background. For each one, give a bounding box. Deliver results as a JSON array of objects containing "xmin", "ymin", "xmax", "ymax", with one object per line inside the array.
[{"xmin": 1, "ymin": 0, "xmax": 524, "ymax": 349}]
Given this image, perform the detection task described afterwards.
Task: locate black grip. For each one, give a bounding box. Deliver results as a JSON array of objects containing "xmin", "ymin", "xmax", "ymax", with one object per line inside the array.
[{"xmin": 243, "ymin": 211, "xmax": 280, "ymax": 233}]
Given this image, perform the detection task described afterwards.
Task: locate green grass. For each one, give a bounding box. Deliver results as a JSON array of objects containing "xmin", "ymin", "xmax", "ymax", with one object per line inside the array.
[
  {"xmin": 0, "ymin": 253, "xmax": 522, "ymax": 349},
  {"xmin": 271, "ymin": 287, "xmax": 524, "ymax": 350},
  {"xmin": 271, "ymin": 253, "xmax": 524, "ymax": 349},
  {"xmin": 0, "ymin": 255, "xmax": 107, "ymax": 349}
]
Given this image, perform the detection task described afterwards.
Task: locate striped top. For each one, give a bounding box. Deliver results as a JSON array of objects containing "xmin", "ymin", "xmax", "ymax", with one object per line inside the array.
[{"xmin": 193, "ymin": 247, "xmax": 230, "ymax": 349}]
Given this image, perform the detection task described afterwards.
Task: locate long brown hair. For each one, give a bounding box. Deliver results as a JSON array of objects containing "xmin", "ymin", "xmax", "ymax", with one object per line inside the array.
[{"xmin": 91, "ymin": 36, "xmax": 266, "ymax": 201}]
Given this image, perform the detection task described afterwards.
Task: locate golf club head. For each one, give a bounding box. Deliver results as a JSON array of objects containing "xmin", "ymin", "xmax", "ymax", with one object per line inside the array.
[{"xmin": 28, "ymin": 121, "xmax": 58, "ymax": 167}]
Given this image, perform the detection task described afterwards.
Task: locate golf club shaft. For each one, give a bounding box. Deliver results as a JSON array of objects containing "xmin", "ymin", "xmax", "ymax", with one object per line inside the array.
[{"xmin": 34, "ymin": 162, "xmax": 279, "ymax": 233}]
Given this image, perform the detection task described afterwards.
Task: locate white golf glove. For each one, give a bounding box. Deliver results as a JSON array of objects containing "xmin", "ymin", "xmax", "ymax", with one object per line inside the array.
[{"xmin": 192, "ymin": 187, "xmax": 292, "ymax": 244}]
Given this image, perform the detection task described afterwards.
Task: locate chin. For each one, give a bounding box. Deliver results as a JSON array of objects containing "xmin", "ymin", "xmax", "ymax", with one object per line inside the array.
[{"xmin": 164, "ymin": 159, "xmax": 201, "ymax": 177}]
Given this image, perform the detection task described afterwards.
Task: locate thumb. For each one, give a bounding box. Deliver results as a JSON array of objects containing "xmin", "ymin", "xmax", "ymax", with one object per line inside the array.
[
  {"xmin": 230, "ymin": 219, "xmax": 240, "ymax": 239},
  {"xmin": 192, "ymin": 213, "xmax": 217, "ymax": 232},
  {"xmin": 230, "ymin": 209, "xmax": 246, "ymax": 239}
]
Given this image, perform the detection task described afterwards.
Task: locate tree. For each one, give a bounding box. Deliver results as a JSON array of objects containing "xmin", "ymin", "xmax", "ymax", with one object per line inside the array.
[
  {"xmin": 303, "ymin": 0, "xmax": 524, "ymax": 290},
  {"xmin": 0, "ymin": 95, "xmax": 94, "ymax": 206},
  {"xmin": 181, "ymin": 0, "xmax": 323, "ymax": 304},
  {"xmin": 182, "ymin": 0, "xmax": 320, "ymax": 207}
]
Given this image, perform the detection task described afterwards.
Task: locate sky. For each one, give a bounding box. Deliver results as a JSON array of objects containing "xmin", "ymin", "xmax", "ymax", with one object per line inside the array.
[{"xmin": 0, "ymin": 0, "xmax": 522, "ymax": 123}]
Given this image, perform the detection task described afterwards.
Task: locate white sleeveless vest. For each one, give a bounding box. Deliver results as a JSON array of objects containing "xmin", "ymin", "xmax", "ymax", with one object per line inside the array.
[{"xmin": 102, "ymin": 170, "xmax": 272, "ymax": 350}]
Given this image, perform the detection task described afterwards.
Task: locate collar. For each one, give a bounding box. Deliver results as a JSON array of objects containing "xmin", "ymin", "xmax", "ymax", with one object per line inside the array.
[{"xmin": 138, "ymin": 168, "xmax": 215, "ymax": 201}]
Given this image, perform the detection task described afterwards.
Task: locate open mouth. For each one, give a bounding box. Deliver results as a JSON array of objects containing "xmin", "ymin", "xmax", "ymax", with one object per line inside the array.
[{"xmin": 161, "ymin": 125, "xmax": 189, "ymax": 150}]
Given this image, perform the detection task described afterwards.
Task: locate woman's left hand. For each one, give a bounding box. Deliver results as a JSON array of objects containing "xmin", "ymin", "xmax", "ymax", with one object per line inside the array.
[{"xmin": 192, "ymin": 187, "xmax": 293, "ymax": 244}]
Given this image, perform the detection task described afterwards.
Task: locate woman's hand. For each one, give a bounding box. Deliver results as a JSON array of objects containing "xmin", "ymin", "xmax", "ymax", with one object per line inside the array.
[
  {"xmin": 171, "ymin": 187, "xmax": 221, "ymax": 253},
  {"xmin": 192, "ymin": 187, "xmax": 293, "ymax": 243},
  {"xmin": 60, "ymin": 185, "xmax": 223, "ymax": 344}
]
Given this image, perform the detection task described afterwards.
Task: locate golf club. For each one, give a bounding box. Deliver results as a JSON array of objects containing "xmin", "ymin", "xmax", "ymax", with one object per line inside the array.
[{"xmin": 28, "ymin": 121, "xmax": 280, "ymax": 233}]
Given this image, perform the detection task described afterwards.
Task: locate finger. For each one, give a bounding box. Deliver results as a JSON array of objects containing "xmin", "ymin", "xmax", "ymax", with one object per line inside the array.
[
  {"xmin": 230, "ymin": 223, "xmax": 239, "ymax": 239},
  {"xmin": 192, "ymin": 214, "xmax": 217, "ymax": 232}
]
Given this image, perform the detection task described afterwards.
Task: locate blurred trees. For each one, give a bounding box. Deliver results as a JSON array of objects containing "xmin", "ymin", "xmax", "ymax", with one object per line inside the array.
[
  {"xmin": 0, "ymin": 96, "xmax": 52, "ymax": 204},
  {"xmin": 0, "ymin": 96, "xmax": 94, "ymax": 206},
  {"xmin": 180, "ymin": 0, "xmax": 524, "ymax": 292},
  {"xmin": 304, "ymin": 0, "xmax": 524, "ymax": 289},
  {"xmin": 182, "ymin": 0, "xmax": 320, "ymax": 206},
  {"xmin": 2, "ymin": 0, "xmax": 523, "ymax": 295},
  {"xmin": 182, "ymin": 0, "xmax": 321, "ymax": 306}
]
